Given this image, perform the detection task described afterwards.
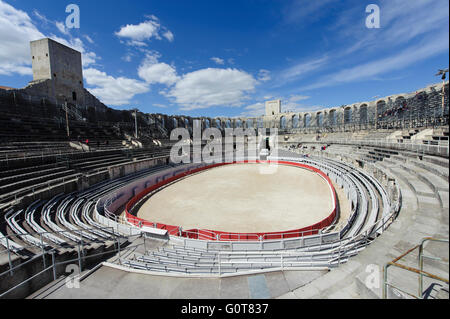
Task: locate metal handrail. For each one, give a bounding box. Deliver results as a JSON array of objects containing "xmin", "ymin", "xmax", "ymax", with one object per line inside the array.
[
  {"xmin": 0, "ymin": 231, "xmax": 146, "ymax": 299},
  {"xmin": 383, "ymin": 237, "xmax": 449, "ymax": 299}
]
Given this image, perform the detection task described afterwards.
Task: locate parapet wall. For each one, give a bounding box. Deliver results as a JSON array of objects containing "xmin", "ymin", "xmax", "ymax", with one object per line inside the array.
[{"xmin": 151, "ymin": 82, "xmax": 449, "ymax": 134}]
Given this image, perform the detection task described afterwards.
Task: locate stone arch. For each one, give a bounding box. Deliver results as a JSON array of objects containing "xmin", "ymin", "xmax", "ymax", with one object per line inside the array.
[
  {"xmin": 359, "ymin": 104, "xmax": 368, "ymax": 124},
  {"xmin": 280, "ymin": 116, "xmax": 287, "ymax": 129},
  {"xmin": 316, "ymin": 111, "xmax": 324, "ymax": 127},
  {"xmin": 344, "ymin": 106, "xmax": 352, "ymax": 124},
  {"xmin": 377, "ymin": 100, "xmax": 387, "ymax": 119},
  {"xmin": 172, "ymin": 117, "xmax": 178, "ymax": 128},
  {"xmin": 304, "ymin": 113, "xmax": 311, "ymax": 127},
  {"xmin": 203, "ymin": 118, "xmax": 210, "ymax": 128},
  {"xmin": 395, "ymin": 96, "xmax": 407, "ymax": 120},
  {"xmin": 328, "ymin": 109, "xmax": 337, "ymax": 126},
  {"xmin": 257, "ymin": 117, "xmax": 264, "ymax": 129},
  {"xmin": 214, "ymin": 119, "xmax": 222, "ymax": 129},
  {"xmin": 292, "ymin": 114, "xmax": 299, "ymax": 128}
]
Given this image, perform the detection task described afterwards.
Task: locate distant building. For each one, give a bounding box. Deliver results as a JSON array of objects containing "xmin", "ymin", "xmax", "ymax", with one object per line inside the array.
[{"xmin": 265, "ymin": 99, "xmax": 281, "ymax": 116}]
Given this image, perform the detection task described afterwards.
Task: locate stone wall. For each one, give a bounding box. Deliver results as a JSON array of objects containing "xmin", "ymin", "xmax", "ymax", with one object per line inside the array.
[{"xmin": 155, "ymin": 82, "xmax": 449, "ymax": 134}]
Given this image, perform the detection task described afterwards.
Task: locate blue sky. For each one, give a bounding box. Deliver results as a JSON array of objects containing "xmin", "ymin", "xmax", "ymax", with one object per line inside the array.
[{"xmin": 0, "ymin": 0, "xmax": 448, "ymax": 118}]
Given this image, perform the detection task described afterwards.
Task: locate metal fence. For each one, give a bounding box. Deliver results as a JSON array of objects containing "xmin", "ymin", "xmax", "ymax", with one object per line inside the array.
[
  {"xmin": 383, "ymin": 237, "xmax": 449, "ymax": 299},
  {"xmin": 0, "ymin": 226, "xmax": 135, "ymax": 299}
]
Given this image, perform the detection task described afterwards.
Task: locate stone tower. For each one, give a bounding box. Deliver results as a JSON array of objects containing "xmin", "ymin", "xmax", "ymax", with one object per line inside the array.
[
  {"xmin": 29, "ymin": 38, "xmax": 85, "ymax": 107},
  {"xmin": 265, "ymin": 99, "xmax": 281, "ymax": 116}
]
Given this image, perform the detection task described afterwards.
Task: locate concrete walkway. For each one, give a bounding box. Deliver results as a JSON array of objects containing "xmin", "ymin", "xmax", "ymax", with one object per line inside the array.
[{"xmin": 30, "ymin": 264, "xmax": 326, "ymax": 299}]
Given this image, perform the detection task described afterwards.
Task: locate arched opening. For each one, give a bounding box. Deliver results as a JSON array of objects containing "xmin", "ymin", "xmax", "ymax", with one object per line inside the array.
[
  {"xmin": 304, "ymin": 114, "xmax": 311, "ymax": 127},
  {"xmin": 395, "ymin": 97, "xmax": 407, "ymax": 120},
  {"xmin": 344, "ymin": 107, "xmax": 352, "ymax": 124},
  {"xmin": 329, "ymin": 110, "xmax": 337, "ymax": 126},
  {"xmin": 257, "ymin": 118, "xmax": 264, "ymax": 129},
  {"xmin": 316, "ymin": 112, "xmax": 323, "ymax": 127},
  {"xmin": 292, "ymin": 115, "xmax": 299, "ymax": 128},
  {"xmin": 280, "ymin": 116, "xmax": 287, "ymax": 129},
  {"xmin": 359, "ymin": 105, "xmax": 368, "ymax": 124},
  {"xmin": 377, "ymin": 100, "xmax": 387, "ymax": 119}
]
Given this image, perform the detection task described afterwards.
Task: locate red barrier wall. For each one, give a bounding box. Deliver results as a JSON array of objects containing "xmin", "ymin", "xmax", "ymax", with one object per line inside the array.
[{"xmin": 125, "ymin": 160, "xmax": 337, "ymax": 241}]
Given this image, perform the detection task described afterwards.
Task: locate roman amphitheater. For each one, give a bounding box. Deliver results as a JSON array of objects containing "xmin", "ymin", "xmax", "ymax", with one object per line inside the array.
[{"xmin": 0, "ymin": 39, "xmax": 448, "ymax": 300}]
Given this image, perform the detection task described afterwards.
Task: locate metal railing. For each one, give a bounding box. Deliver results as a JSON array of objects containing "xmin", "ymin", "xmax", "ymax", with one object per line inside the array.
[
  {"xmin": 0, "ymin": 226, "xmax": 130, "ymax": 299},
  {"xmin": 120, "ymin": 250, "xmax": 333, "ymax": 277},
  {"xmin": 283, "ymin": 137, "xmax": 449, "ymax": 157},
  {"xmin": 164, "ymin": 227, "xmax": 327, "ymax": 242},
  {"xmin": 383, "ymin": 237, "xmax": 449, "ymax": 299}
]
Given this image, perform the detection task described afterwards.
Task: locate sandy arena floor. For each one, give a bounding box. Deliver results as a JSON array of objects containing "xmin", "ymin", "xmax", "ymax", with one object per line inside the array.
[{"xmin": 137, "ymin": 163, "xmax": 339, "ymax": 233}]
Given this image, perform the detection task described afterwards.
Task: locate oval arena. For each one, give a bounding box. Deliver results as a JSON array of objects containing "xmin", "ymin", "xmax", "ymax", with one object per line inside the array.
[{"xmin": 127, "ymin": 161, "xmax": 338, "ymax": 240}]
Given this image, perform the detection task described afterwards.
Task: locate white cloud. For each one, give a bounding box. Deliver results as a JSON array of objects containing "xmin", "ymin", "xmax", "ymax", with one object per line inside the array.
[
  {"xmin": 282, "ymin": 0, "xmax": 336, "ymax": 25},
  {"xmin": 279, "ymin": 56, "xmax": 328, "ymax": 84},
  {"xmin": 115, "ymin": 20, "xmax": 160, "ymax": 43},
  {"xmin": 84, "ymin": 35, "xmax": 94, "ymax": 44},
  {"xmin": 145, "ymin": 14, "xmax": 159, "ymax": 21},
  {"xmin": 122, "ymin": 54, "xmax": 133, "ymax": 62},
  {"xmin": 289, "ymin": 94, "xmax": 310, "ymax": 102},
  {"xmin": 302, "ymin": 31, "xmax": 449, "ymax": 91},
  {"xmin": 84, "ymin": 68, "xmax": 150, "ymax": 106},
  {"xmin": 138, "ymin": 53, "xmax": 179, "ymax": 86},
  {"xmin": 258, "ymin": 69, "xmax": 271, "ymax": 82},
  {"xmin": 277, "ymin": 0, "xmax": 449, "ymax": 92},
  {"xmin": 165, "ymin": 68, "xmax": 258, "ymax": 110},
  {"xmin": 0, "ymin": 1, "xmax": 45, "ymax": 75},
  {"xmin": 56, "ymin": 21, "xmax": 68, "ymax": 35},
  {"xmin": 33, "ymin": 10, "xmax": 50, "ymax": 25},
  {"xmin": 138, "ymin": 61, "xmax": 179, "ymax": 86},
  {"xmin": 163, "ymin": 30, "xmax": 174, "ymax": 42},
  {"xmin": 240, "ymin": 102, "xmax": 265, "ymax": 117},
  {"xmin": 211, "ymin": 57, "xmax": 225, "ymax": 65},
  {"xmin": 115, "ymin": 16, "xmax": 174, "ymax": 46}
]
